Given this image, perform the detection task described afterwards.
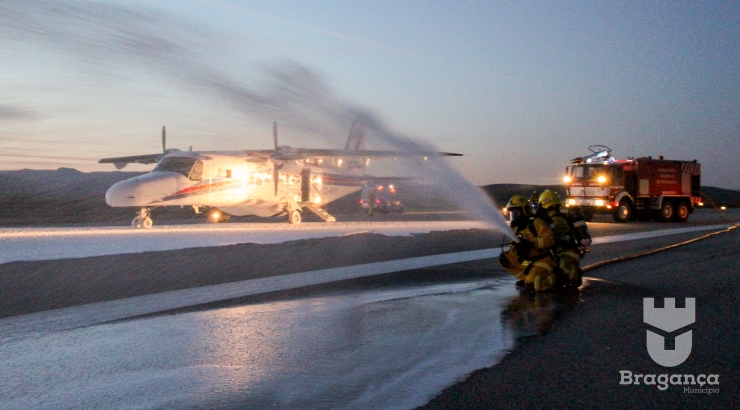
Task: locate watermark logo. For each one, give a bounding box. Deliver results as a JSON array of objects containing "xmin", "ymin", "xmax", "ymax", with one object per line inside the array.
[
  {"xmin": 619, "ymin": 297, "xmax": 719, "ymax": 392},
  {"xmin": 643, "ymin": 297, "xmax": 695, "ymax": 367}
]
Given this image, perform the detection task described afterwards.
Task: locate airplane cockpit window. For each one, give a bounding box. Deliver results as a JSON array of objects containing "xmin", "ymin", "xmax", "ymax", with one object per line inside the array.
[
  {"xmin": 190, "ymin": 161, "xmax": 204, "ymax": 181},
  {"xmin": 154, "ymin": 157, "xmax": 203, "ymax": 181}
]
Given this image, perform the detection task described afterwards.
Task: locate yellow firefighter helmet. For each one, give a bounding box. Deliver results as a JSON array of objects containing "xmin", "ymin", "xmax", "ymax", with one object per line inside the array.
[
  {"xmin": 506, "ymin": 195, "xmax": 530, "ymax": 211},
  {"xmin": 539, "ymin": 189, "xmax": 561, "ymax": 210}
]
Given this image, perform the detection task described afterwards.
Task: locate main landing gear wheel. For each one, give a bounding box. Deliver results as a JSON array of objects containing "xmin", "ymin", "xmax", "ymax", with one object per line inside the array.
[{"xmin": 288, "ymin": 210, "xmax": 302, "ymax": 224}]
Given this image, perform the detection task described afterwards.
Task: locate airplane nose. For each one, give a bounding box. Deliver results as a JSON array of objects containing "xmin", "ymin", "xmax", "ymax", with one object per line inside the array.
[
  {"xmin": 106, "ymin": 179, "xmax": 141, "ymax": 207},
  {"xmin": 106, "ymin": 173, "xmax": 179, "ymax": 207}
]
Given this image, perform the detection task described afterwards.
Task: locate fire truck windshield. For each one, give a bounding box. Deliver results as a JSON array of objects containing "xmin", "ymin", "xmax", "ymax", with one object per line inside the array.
[{"xmin": 569, "ymin": 165, "xmax": 622, "ymax": 181}]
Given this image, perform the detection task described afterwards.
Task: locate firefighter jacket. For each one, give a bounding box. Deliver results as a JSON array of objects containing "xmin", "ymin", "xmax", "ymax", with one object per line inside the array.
[
  {"xmin": 549, "ymin": 211, "xmax": 578, "ymax": 251},
  {"xmin": 513, "ymin": 217, "xmax": 555, "ymax": 261}
]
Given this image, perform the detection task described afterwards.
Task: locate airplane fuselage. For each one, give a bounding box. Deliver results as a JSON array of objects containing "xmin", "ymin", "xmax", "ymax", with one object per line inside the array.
[{"xmin": 106, "ymin": 151, "xmax": 365, "ymax": 218}]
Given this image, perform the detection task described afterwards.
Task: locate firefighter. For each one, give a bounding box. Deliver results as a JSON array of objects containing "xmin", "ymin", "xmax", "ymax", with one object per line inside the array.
[
  {"xmin": 499, "ymin": 195, "xmax": 557, "ymax": 292},
  {"xmin": 538, "ymin": 190, "xmax": 591, "ymax": 288}
]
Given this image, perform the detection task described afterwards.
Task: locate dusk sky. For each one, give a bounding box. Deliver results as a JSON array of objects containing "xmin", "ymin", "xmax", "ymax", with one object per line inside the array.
[{"xmin": 1, "ymin": 0, "xmax": 738, "ymax": 189}]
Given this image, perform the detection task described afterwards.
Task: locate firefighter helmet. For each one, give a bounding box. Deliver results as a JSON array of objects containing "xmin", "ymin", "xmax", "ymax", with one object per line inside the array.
[
  {"xmin": 539, "ymin": 189, "xmax": 561, "ymax": 210},
  {"xmin": 506, "ymin": 195, "xmax": 530, "ymax": 211}
]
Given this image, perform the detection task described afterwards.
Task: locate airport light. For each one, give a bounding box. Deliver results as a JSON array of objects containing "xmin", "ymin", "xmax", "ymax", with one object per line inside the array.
[
  {"xmin": 720, "ymin": 206, "xmax": 727, "ymax": 210},
  {"xmin": 697, "ymin": 202, "xmax": 704, "ymax": 206}
]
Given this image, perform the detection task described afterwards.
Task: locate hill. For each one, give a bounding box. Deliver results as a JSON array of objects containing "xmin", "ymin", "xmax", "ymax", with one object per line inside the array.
[
  {"xmin": 480, "ymin": 184, "xmax": 567, "ymax": 208},
  {"xmin": 699, "ymin": 186, "xmax": 740, "ymax": 208},
  {"xmin": 0, "ymin": 169, "xmax": 737, "ymax": 226}
]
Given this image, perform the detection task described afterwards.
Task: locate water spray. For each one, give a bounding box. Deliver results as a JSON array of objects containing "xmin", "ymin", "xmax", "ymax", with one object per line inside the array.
[{"xmin": 1, "ymin": 0, "xmax": 516, "ymax": 239}]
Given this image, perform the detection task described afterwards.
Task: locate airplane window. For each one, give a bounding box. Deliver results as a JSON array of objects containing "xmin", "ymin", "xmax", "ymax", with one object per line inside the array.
[
  {"xmin": 190, "ymin": 161, "xmax": 204, "ymax": 181},
  {"xmin": 154, "ymin": 157, "xmax": 200, "ymax": 180}
]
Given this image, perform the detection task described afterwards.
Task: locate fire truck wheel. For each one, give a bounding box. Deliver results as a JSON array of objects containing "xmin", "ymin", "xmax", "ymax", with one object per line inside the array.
[
  {"xmin": 612, "ymin": 200, "xmax": 633, "ymax": 223},
  {"xmin": 674, "ymin": 201, "xmax": 690, "ymax": 222},
  {"xmin": 581, "ymin": 208, "xmax": 594, "ymax": 222},
  {"xmin": 658, "ymin": 201, "xmax": 675, "ymax": 222}
]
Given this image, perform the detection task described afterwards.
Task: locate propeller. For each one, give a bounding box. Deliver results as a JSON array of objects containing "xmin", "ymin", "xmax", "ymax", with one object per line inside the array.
[{"xmin": 272, "ymin": 121, "xmax": 282, "ymax": 196}]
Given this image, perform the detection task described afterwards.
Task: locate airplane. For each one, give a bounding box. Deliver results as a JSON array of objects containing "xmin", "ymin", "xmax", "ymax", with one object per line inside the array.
[{"xmin": 100, "ymin": 123, "xmax": 462, "ymax": 228}]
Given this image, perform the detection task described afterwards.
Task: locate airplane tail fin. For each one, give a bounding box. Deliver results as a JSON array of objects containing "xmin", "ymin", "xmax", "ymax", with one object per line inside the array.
[{"xmin": 344, "ymin": 121, "xmax": 366, "ymax": 150}]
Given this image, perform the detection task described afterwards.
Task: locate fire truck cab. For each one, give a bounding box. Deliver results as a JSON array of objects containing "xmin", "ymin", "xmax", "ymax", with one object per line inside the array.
[{"xmin": 563, "ymin": 146, "xmax": 701, "ymax": 223}]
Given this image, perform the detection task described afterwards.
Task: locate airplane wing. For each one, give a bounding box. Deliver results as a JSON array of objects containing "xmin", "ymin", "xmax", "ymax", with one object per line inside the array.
[
  {"xmin": 272, "ymin": 149, "xmax": 462, "ymax": 160},
  {"xmin": 99, "ymin": 153, "xmax": 162, "ymax": 169}
]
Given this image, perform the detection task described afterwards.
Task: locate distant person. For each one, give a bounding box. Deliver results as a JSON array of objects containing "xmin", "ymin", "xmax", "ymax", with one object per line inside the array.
[{"xmin": 499, "ymin": 195, "xmax": 557, "ymax": 292}]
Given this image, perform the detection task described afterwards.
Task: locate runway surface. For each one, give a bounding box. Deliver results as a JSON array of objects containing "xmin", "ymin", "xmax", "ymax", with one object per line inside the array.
[
  {"xmin": 0, "ymin": 220, "xmax": 493, "ymax": 263},
  {"xmin": 0, "ymin": 223, "xmax": 733, "ymax": 342},
  {"xmin": 0, "ymin": 216, "xmax": 736, "ymax": 264},
  {"xmin": 0, "ymin": 278, "xmax": 519, "ymax": 409},
  {"xmin": 0, "ymin": 215, "xmax": 737, "ymax": 409}
]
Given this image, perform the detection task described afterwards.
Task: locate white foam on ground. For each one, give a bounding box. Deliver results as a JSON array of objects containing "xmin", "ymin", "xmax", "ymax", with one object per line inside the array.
[
  {"xmin": 0, "ymin": 223, "xmax": 732, "ymax": 342},
  {"xmin": 0, "ymin": 279, "xmax": 518, "ymax": 410},
  {"xmin": 0, "ymin": 249, "xmax": 498, "ymax": 343},
  {"xmin": 0, "ymin": 221, "xmax": 490, "ymax": 264}
]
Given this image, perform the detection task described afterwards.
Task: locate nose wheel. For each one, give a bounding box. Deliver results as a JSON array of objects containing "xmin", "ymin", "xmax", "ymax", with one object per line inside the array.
[
  {"xmin": 132, "ymin": 208, "xmax": 153, "ymax": 229},
  {"xmin": 288, "ymin": 209, "xmax": 302, "ymax": 224}
]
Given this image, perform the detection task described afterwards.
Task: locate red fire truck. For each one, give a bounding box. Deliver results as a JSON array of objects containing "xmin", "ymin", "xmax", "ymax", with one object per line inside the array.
[{"xmin": 563, "ymin": 146, "xmax": 701, "ymax": 222}]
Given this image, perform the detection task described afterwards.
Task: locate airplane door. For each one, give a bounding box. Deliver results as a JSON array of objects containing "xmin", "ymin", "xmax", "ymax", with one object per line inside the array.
[{"xmin": 301, "ymin": 168, "xmax": 311, "ymax": 202}]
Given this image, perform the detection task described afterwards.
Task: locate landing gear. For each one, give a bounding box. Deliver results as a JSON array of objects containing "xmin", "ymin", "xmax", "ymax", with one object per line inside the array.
[
  {"xmin": 288, "ymin": 209, "xmax": 302, "ymax": 224},
  {"xmin": 132, "ymin": 208, "xmax": 153, "ymax": 229},
  {"xmin": 280, "ymin": 198, "xmax": 303, "ymax": 225}
]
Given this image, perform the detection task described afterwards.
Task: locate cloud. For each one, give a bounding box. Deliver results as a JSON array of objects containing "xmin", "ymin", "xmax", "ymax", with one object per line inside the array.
[{"xmin": 0, "ymin": 105, "xmax": 34, "ymax": 120}]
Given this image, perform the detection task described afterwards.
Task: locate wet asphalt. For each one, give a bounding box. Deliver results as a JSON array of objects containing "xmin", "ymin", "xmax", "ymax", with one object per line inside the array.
[{"xmin": 420, "ymin": 228, "xmax": 739, "ymax": 409}]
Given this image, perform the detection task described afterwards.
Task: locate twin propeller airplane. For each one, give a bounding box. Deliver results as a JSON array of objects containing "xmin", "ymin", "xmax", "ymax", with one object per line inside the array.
[{"xmin": 100, "ymin": 123, "xmax": 461, "ymax": 228}]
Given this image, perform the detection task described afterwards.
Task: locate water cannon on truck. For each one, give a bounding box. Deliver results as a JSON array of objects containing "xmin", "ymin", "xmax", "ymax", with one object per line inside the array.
[{"xmin": 562, "ymin": 145, "xmax": 701, "ymax": 223}]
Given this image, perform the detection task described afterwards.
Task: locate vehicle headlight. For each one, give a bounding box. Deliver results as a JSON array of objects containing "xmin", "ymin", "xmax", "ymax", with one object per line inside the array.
[
  {"xmin": 595, "ymin": 199, "xmax": 605, "ymax": 206},
  {"xmin": 568, "ymin": 199, "xmax": 576, "ymax": 205},
  {"xmin": 597, "ymin": 175, "xmax": 607, "ymax": 184},
  {"xmin": 563, "ymin": 176, "xmax": 571, "ymax": 183}
]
